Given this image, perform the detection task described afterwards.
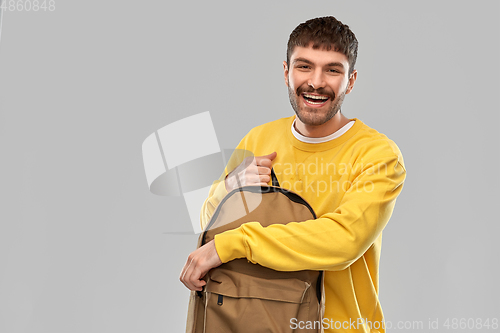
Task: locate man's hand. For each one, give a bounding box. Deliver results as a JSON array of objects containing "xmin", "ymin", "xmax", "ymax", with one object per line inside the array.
[
  {"xmin": 225, "ymin": 152, "xmax": 277, "ymax": 192},
  {"xmin": 179, "ymin": 240, "xmax": 222, "ymax": 291}
]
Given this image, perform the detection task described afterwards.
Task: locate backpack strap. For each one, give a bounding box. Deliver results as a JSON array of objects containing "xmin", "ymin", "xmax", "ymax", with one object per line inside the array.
[{"xmin": 270, "ymin": 168, "xmax": 280, "ymax": 187}]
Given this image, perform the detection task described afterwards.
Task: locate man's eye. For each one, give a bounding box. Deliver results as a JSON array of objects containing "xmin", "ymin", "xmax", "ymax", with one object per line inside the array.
[{"xmin": 328, "ymin": 69, "xmax": 340, "ymax": 73}]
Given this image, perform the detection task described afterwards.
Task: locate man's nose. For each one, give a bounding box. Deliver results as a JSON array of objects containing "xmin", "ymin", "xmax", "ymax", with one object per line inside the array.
[{"xmin": 308, "ymin": 70, "xmax": 326, "ymax": 90}]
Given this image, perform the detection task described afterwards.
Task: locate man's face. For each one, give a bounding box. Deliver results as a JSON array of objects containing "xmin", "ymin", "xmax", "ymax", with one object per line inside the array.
[{"xmin": 284, "ymin": 44, "xmax": 356, "ymax": 127}]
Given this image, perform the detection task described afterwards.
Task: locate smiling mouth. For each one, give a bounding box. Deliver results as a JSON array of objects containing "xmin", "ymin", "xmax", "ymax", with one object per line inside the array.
[{"xmin": 301, "ymin": 93, "xmax": 330, "ymax": 106}]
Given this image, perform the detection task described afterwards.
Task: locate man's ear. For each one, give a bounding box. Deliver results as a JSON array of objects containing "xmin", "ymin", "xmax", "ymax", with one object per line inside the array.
[
  {"xmin": 283, "ymin": 61, "xmax": 289, "ymax": 87},
  {"xmin": 346, "ymin": 69, "xmax": 358, "ymax": 95}
]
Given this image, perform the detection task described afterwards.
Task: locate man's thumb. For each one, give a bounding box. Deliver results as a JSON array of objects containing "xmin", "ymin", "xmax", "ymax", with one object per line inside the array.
[
  {"xmin": 262, "ymin": 151, "xmax": 277, "ymax": 161},
  {"xmin": 255, "ymin": 152, "xmax": 277, "ymax": 166}
]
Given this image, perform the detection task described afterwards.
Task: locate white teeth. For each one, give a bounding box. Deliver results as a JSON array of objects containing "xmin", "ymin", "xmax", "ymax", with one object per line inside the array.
[
  {"xmin": 305, "ymin": 99, "xmax": 327, "ymax": 105},
  {"xmin": 302, "ymin": 93, "xmax": 329, "ymax": 105},
  {"xmin": 303, "ymin": 93, "xmax": 328, "ymax": 100}
]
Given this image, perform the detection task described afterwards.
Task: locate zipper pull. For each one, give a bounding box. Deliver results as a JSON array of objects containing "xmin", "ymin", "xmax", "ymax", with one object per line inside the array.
[{"xmin": 217, "ymin": 294, "xmax": 223, "ymax": 306}]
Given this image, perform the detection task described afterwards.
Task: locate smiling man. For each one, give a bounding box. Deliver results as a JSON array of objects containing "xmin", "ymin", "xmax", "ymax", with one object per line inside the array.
[{"xmin": 181, "ymin": 16, "xmax": 406, "ymax": 333}]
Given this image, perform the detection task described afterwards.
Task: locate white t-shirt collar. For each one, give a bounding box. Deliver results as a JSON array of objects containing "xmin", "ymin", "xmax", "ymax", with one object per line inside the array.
[{"xmin": 291, "ymin": 119, "xmax": 355, "ymax": 144}]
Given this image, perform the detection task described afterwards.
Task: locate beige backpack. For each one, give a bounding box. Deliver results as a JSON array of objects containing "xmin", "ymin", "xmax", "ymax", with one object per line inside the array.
[{"xmin": 186, "ymin": 171, "xmax": 324, "ymax": 333}]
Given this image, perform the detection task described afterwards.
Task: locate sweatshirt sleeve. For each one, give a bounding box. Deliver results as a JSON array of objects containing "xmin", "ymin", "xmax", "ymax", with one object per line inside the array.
[
  {"xmin": 214, "ymin": 154, "xmax": 406, "ymax": 271},
  {"xmin": 200, "ymin": 179, "xmax": 228, "ymax": 230}
]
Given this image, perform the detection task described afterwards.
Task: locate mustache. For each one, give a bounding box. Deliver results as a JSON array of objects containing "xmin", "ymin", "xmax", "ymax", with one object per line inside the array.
[{"xmin": 297, "ymin": 86, "xmax": 335, "ymax": 100}]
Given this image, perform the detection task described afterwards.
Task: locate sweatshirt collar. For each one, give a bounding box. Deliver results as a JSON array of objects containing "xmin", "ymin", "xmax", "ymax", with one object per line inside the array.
[
  {"xmin": 291, "ymin": 118, "xmax": 355, "ymax": 144},
  {"xmin": 287, "ymin": 116, "xmax": 362, "ymax": 152}
]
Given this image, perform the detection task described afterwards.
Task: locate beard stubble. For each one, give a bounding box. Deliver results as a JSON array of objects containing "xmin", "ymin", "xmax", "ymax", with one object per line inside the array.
[{"xmin": 288, "ymin": 83, "xmax": 347, "ymax": 126}]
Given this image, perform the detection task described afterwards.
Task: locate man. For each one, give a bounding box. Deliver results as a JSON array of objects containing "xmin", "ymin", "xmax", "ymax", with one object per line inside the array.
[{"xmin": 180, "ymin": 16, "xmax": 406, "ymax": 332}]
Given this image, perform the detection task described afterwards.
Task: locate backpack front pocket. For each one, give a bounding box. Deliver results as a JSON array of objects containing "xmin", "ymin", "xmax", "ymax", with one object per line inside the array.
[{"xmin": 202, "ymin": 268, "xmax": 317, "ymax": 333}]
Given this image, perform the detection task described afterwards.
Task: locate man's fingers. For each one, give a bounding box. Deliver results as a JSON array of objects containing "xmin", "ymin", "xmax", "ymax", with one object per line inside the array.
[
  {"xmin": 180, "ymin": 260, "xmax": 205, "ymax": 291},
  {"xmin": 179, "ymin": 240, "xmax": 222, "ymax": 291},
  {"xmin": 240, "ymin": 165, "xmax": 270, "ymax": 178},
  {"xmin": 179, "ymin": 257, "xmax": 195, "ymax": 290},
  {"xmin": 184, "ymin": 270, "xmax": 206, "ymax": 291},
  {"xmin": 244, "ymin": 160, "xmax": 273, "ymax": 185},
  {"xmin": 257, "ymin": 166, "xmax": 271, "ymax": 175},
  {"xmin": 192, "ymin": 278, "xmax": 206, "ymax": 291},
  {"xmin": 226, "ymin": 152, "xmax": 277, "ymax": 191},
  {"xmin": 180, "ymin": 254, "xmax": 206, "ymax": 291},
  {"xmin": 245, "ymin": 173, "xmax": 270, "ymax": 184},
  {"xmin": 179, "ymin": 258, "xmax": 191, "ymax": 282},
  {"xmin": 254, "ymin": 152, "xmax": 277, "ymax": 168},
  {"xmin": 259, "ymin": 174, "xmax": 271, "ymax": 184}
]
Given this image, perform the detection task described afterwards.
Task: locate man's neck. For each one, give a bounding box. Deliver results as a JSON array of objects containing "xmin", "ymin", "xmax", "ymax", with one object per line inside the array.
[{"xmin": 294, "ymin": 112, "xmax": 351, "ymax": 138}]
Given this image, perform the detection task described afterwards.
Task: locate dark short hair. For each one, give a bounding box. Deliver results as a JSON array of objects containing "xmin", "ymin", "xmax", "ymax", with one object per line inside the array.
[{"xmin": 287, "ymin": 16, "xmax": 358, "ymax": 75}]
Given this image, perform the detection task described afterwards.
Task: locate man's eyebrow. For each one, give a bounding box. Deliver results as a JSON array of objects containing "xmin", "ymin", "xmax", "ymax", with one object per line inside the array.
[
  {"xmin": 293, "ymin": 58, "xmax": 314, "ymax": 65},
  {"xmin": 293, "ymin": 58, "xmax": 345, "ymax": 69}
]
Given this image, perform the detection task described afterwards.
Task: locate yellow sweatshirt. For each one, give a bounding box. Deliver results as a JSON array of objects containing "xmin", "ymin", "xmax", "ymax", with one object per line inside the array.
[{"xmin": 200, "ymin": 116, "xmax": 406, "ymax": 333}]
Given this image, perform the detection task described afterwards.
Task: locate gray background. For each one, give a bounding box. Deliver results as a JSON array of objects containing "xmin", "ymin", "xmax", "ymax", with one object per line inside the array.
[{"xmin": 0, "ymin": 0, "xmax": 499, "ymax": 332}]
